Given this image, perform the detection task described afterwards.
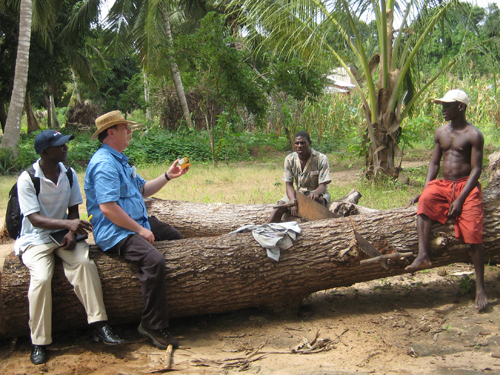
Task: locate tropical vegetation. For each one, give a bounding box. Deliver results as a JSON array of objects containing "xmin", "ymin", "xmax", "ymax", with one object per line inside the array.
[{"xmin": 0, "ymin": 0, "xmax": 499, "ymax": 180}]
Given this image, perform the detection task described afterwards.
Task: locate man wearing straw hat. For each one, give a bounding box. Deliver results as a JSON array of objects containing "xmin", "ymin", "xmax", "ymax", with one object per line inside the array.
[
  {"xmin": 85, "ymin": 110, "xmax": 189, "ymax": 349},
  {"xmin": 406, "ymin": 89, "xmax": 488, "ymax": 311}
]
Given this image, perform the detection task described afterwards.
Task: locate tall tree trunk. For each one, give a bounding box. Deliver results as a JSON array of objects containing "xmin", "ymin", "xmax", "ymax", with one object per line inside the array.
[
  {"xmin": 0, "ymin": 0, "xmax": 32, "ymax": 156},
  {"xmin": 50, "ymin": 94, "xmax": 60, "ymax": 129},
  {"xmin": 365, "ymin": 26, "xmax": 402, "ymax": 182},
  {"xmin": 160, "ymin": 9, "xmax": 193, "ymax": 129},
  {"xmin": 24, "ymin": 92, "xmax": 39, "ymax": 133},
  {"xmin": 364, "ymin": 3, "xmax": 402, "ymax": 181},
  {"xmin": 0, "ymin": 100, "xmax": 7, "ymax": 133},
  {"xmin": 44, "ymin": 93, "xmax": 51, "ymax": 128},
  {"xmin": 71, "ymin": 68, "xmax": 82, "ymax": 103},
  {"xmin": 2, "ymin": 152, "xmax": 500, "ymax": 338},
  {"xmin": 143, "ymin": 70, "xmax": 152, "ymax": 121},
  {"xmin": 365, "ymin": 117, "xmax": 401, "ymax": 179}
]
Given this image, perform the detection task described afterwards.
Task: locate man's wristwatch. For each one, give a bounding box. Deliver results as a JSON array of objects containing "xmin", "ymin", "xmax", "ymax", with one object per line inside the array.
[{"xmin": 165, "ymin": 172, "xmax": 171, "ymax": 181}]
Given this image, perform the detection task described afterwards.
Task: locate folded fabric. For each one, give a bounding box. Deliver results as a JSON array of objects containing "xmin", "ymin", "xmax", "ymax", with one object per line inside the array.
[{"xmin": 230, "ymin": 222, "xmax": 301, "ymax": 261}]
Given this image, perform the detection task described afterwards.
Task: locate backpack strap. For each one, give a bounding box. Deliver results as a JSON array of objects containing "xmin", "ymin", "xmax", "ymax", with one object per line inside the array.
[
  {"xmin": 25, "ymin": 165, "xmax": 41, "ymax": 196},
  {"xmin": 64, "ymin": 165, "xmax": 74, "ymax": 188},
  {"xmin": 25, "ymin": 164, "xmax": 73, "ymax": 196}
]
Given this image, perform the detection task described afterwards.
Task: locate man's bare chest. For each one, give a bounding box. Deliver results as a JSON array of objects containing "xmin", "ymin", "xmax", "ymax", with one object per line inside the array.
[{"xmin": 440, "ymin": 132, "xmax": 472, "ymax": 154}]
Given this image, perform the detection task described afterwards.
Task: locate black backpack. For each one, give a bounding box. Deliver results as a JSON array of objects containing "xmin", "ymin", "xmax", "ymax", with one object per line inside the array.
[{"xmin": 5, "ymin": 165, "xmax": 74, "ymax": 239}]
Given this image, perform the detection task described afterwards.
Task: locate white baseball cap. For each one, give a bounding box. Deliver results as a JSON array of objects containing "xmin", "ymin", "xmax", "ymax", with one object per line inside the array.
[{"xmin": 433, "ymin": 89, "xmax": 470, "ymax": 106}]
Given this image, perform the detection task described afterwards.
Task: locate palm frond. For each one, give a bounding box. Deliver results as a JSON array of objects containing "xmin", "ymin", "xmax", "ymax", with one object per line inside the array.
[
  {"xmin": 103, "ymin": 0, "xmax": 141, "ymax": 56},
  {"xmin": 64, "ymin": 47, "xmax": 98, "ymax": 89},
  {"xmin": 389, "ymin": 0, "xmax": 461, "ymax": 111},
  {"xmin": 59, "ymin": 0, "xmax": 100, "ymax": 45},
  {"xmin": 32, "ymin": 0, "xmax": 58, "ymax": 31}
]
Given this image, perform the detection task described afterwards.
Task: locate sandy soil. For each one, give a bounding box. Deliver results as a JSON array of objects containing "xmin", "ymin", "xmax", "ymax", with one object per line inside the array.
[{"xmin": 1, "ymin": 160, "xmax": 500, "ymax": 374}]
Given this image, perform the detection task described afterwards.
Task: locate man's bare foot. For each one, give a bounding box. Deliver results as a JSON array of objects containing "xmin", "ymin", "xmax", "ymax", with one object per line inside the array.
[
  {"xmin": 475, "ymin": 290, "xmax": 488, "ymax": 311},
  {"xmin": 405, "ymin": 257, "xmax": 432, "ymax": 273}
]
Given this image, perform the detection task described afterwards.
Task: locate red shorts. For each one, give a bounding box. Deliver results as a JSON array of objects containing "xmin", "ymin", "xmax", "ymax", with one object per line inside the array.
[{"xmin": 417, "ymin": 177, "xmax": 483, "ymax": 244}]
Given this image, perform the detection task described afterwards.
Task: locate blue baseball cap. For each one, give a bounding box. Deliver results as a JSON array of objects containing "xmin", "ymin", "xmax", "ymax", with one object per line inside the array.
[{"xmin": 34, "ymin": 130, "xmax": 75, "ymax": 154}]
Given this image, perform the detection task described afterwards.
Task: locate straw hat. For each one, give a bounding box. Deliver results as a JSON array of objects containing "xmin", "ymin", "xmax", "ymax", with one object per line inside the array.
[{"xmin": 91, "ymin": 110, "xmax": 138, "ymax": 140}]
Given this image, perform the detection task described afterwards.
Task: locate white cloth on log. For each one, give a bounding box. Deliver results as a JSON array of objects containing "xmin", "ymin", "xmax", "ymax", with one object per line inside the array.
[{"xmin": 230, "ymin": 222, "xmax": 301, "ymax": 261}]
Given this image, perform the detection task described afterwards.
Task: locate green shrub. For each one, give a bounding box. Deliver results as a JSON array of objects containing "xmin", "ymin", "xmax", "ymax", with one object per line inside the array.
[
  {"xmin": 15, "ymin": 142, "xmax": 38, "ymax": 171},
  {"xmin": 6, "ymin": 129, "xmax": 292, "ymax": 169},
  {"xmin": 0, "ymin": 148, "xmax": 17, "ymax": 175}
]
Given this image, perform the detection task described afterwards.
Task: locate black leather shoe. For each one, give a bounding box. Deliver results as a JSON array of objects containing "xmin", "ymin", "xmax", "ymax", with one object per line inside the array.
[
  {"xmin": 30, "ymin": 345, "xmax": 47, "ymax": 365},
  {"xmin": 138, "ymin": 323, "xmax": 179, "ymax": 349},
  {"xmin": 93, "ymin": 324, "xmax": 124, "ymax": 345}
]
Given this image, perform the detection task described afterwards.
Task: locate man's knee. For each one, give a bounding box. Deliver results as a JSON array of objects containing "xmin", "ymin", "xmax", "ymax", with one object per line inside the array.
[
  {"xmin": 417, "ymin": 213, "xmax": 432, "ymax": 221},
  {"xmin": 30, "ymin": 273, "xmax": 52, "ymax": 287},
  {"xmin": 59, "ymin": 244, "xmax": 93, "ymax": 267},
  {"xmin": 149, "ymin": 216, "xmax": 183, "ymax": 241},
  {"xmin": 469, "ymin": 243, "xmax": 483, "ymax": 252},
  {"xmin": 275, "ymin": 201, "xmax": 288, "ymax": 214},
  {"xmin": 145, "ymin": 247, "xmax": 166, "ymax": 270},
  {"xmin": 154, "ymin": 226, "xmax": 183, "ymax": 241},
  {"xmin": 77, "ymin": 256, "xmax": 97, "ymax": 270}
]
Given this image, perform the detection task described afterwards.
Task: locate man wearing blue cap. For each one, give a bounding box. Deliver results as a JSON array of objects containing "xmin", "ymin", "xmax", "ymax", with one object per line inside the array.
[{"xmin": 15, "ymin": 130, "xmax": 123, "ymax": 365}]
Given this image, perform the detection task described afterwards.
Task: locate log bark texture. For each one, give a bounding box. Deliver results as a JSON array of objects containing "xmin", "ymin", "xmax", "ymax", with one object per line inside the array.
[
  {"xmin": 145, "ymin": 188, "xmax": 377, "ymax": 238},
  {"xmin": 2, "ymin": 154, "xmax": 500, "ymax": 338}
]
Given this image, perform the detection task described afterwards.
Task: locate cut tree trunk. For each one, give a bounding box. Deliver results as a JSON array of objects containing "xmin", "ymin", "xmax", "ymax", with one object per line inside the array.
[
  {"xmin": 145, "ymin": 188, "xmax": 376, "ymax": 238},
  {"xmin": 1, "ymin": 154, "xmax": 500, "ymax": 338}
]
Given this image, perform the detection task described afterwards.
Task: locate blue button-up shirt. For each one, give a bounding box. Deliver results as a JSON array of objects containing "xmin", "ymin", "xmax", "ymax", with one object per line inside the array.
[{"xmin": 84, "ymin": 144, "xmax": 150, "ymax": 251}]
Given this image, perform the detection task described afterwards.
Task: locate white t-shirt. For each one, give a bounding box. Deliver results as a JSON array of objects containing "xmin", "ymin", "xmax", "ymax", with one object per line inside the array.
[{"xmin": 14, "ymin": 159, "xmax": 83, "ymax": 255}]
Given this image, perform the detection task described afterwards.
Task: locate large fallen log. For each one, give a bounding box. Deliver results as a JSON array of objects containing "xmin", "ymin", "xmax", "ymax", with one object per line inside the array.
[
  {"xmin": 1, "ymin": 153, "xmax": 500, "ymax": 338},
  {"xmin": 145, "ymin": 188, "xmax": 378, "ymax": 238}
]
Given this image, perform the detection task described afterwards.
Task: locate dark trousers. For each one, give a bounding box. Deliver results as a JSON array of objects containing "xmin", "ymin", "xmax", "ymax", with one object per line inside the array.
[
  {"xmin": 148, "ymin": 216, "xmax": 183, "ymax": 241},
  {"xmin": 108, "ymin": 217, "xmax": 182, "ymax": 330}
]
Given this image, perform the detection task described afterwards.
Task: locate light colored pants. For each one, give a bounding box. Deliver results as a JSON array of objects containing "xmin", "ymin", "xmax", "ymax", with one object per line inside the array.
[{"xmin": 21, "ymin": 241, "xmax": 108, "ymax": 345}]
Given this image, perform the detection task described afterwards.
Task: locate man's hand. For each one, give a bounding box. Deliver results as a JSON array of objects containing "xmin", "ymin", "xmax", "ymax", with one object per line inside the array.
[
  {"xmin": 448, "ymin": 199, "xmax": 464, "ymax": 218},
  {"xmin": 308, "ymin": 193, "xmax": 322, "ymax": 202},
  {"xmin": 61, "ymin": 231, "xmax": 77, "ymax": 250},
  {"xmin": 290, "ymin": 201, "xmax": 298, "ymax": 217},
  {"xmin": 166, "ymin": 159, "xmax": 189, "ymax": 180},
  {"xmin": 66, "ymin": 219, "xmax": 93, "ymax": 235},
  {"xmin": 408, "ymin": 194, "xmax": 422, "ymax": 207},
  {"xmin": 138, "ymin": 227, "xmax": 155, "ymax": 244}
]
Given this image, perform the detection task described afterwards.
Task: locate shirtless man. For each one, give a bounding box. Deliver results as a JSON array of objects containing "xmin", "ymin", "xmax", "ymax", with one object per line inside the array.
[
  {"xmin": 406, "ymin": 89, "xmax": 488, "ymax": 311},
  {"xmin": 268, "ymin": 131, "xmax": 331, "ymax": 223}
]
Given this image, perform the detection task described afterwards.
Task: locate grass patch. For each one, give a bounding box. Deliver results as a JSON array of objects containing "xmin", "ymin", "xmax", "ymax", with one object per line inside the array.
[
  {"xmin": 4, "ymin": 147, "xmax": 493, "ymax": 219},
  {"xmin": 1, "ymin": 154, "xmax": 425, "ymax": 218},
  {"xmin": 138, "ymin": 160, "xmax": 286, "ymax": 205}
]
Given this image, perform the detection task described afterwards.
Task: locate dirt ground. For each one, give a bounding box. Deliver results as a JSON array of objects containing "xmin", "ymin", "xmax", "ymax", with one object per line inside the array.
[
  {"xmin": 1, "ymin": 164, "xmax": 500, "ymax": 374},
  {"xmin": 1, "ymin": 236, "xmax": 498, "ymax": 375}
]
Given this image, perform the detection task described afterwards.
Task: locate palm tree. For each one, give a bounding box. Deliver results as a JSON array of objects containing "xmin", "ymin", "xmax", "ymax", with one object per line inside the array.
[
  {"xmin": 1, "ymin": 0, "xmax": 101, "ymax": 153},
  {"xmin": 229, "ymin": 0, "xmax": 482, "ymax": 180},
  {"xmin": 0, "ymin": 0, "xmax": 33, "ymax": 155},
  {"xmin": 105, "ymin": 0, "xmax": 205, "ymax": 128},
  {"xmin": 37, "ymin": 0, "xmax": 101, "ymax": 128}
]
